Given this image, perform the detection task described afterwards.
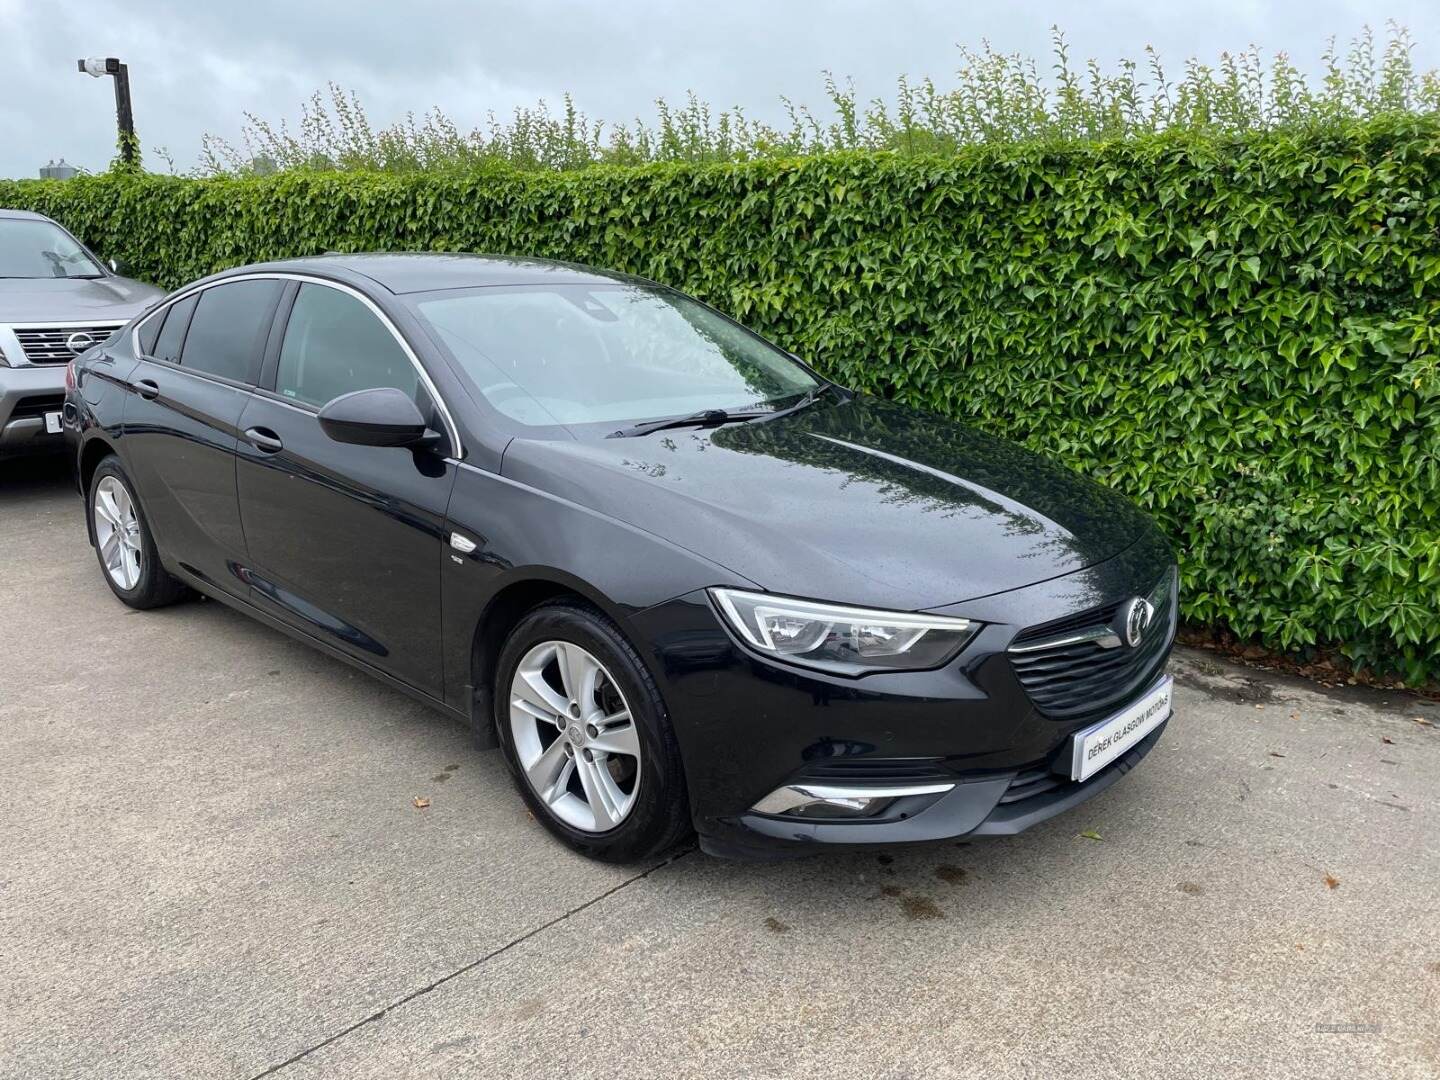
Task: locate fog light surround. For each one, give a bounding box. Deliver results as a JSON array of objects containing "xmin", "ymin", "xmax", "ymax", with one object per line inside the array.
[{"xmin": 751, "ymin": 781, "xmax": 955, "ymax": 819}]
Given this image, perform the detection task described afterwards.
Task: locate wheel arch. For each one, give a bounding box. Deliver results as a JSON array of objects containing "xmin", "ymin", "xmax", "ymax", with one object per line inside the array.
[
  {"xmin": 78, "ymin": 435, "xmax": 120, "ymax": 544},
  {"xmin": 466, "ymin": 568, "xmax": 655, "ymax": 750}
]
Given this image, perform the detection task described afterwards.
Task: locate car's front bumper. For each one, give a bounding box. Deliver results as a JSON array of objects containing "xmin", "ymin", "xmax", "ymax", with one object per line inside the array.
[
  {"xmin": 0, "ymin": 365, "xmax": 67, "ymax": 457},
  {"xmin": 712, "ymin": 718, "xmax": 1167, "ymax": 858},
  {"xmin": 628, "ymin": 528, "xmax": 1176, "ymax": 859}
]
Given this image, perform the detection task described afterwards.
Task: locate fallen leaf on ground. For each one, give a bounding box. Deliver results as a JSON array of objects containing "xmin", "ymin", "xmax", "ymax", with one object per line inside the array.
[
  {"xmin": 1323, "ymin": 872, "xmax": 1340, "ymax": 890},
  {"xmin": 412, "ymin": 796, "xmax": 431, "ymax": 809},
  {"xmin": 1414, "ymin": 717, "xmax": 1433, "ymax": 727},
  {"xmin": 1078, "ymin": 829, "xmax": 1103, "ymax": 841},
  {"xmin": 1381, "ymin": 736, "xmax": 1394, "ymax": 745},
  {"xmin": 1269, "ymin": 751, "xmax": 1286, "ymax": 758}
]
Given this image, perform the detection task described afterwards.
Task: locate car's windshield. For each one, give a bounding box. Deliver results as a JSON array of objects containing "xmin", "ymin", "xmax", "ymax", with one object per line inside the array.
[
  {"xmin": 412, "ymin": 283, "xmax": 818, "ymax": 430},
  {"xmin": 0, "ymin": 219, "xmax": 105, "ymax": 279}
]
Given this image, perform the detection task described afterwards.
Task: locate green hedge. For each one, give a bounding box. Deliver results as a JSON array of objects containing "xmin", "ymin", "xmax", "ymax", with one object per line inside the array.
[{"xmin": 4, "ymin": 116, "xmax": 1438, "ymax": 682}]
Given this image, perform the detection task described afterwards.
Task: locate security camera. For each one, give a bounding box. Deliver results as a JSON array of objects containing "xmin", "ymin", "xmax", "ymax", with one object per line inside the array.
[{"xmin": 78, "ymin": 57, "xmax": 119, "ymax": 78}]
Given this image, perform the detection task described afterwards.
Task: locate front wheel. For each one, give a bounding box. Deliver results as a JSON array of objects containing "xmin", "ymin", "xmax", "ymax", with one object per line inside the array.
[
  {"xmin": 494, "ymin": 600, "xmax": 691, "ymax": 862},
  {"xmin": 87, "ymin": 455, "xmax": 188, "ymax": 609}
]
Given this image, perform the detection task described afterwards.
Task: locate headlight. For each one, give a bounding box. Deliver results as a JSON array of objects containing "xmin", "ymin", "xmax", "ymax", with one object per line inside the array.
[{"xmin": 709, "ymin": 588, "xmax": 979, "ymax": 675}]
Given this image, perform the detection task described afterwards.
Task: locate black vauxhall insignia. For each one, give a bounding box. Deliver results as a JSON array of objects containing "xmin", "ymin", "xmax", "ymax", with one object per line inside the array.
[{"xmin": 64, "ymin": 254, "xmax": 1177, "ymax": 860}]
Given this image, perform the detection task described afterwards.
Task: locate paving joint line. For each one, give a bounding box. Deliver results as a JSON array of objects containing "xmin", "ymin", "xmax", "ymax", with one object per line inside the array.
[{"xmin": 246, "ymin": 845, "xmax": 695, "ymax": 1078}]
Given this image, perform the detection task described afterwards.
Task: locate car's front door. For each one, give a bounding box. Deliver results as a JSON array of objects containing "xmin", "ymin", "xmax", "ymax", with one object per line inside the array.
[
  {"xmin": 122, "ymin": 279, "xmax": 285, "ymax": 599},
  {"xmin": 234, "ymin": 280, "xmax": 458, "ymax": 697}
]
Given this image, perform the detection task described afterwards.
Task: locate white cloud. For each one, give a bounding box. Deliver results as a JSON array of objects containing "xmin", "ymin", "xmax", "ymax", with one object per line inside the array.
[{"xmin": 2, "ymin": 0, "xmax": 1437, "ymax": 177}]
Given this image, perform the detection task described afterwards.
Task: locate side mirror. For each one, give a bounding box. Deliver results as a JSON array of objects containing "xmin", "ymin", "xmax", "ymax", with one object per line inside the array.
[
  {"xmin": 107, "ymin": 257, "xmax": 130, "ymax": 275},
  {"xmin": 317, "ymin": 387, "xmax": 441, "ymax": 449}
]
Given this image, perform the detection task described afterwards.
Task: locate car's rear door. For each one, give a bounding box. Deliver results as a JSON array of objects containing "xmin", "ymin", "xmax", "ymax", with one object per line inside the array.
[
  {"xmin": 233, "ymin": 279, "xmax": 458, "ymax": 697},
  {"xmin": 121, "ymin": 279, "xmax": 285, "ymax": 599}
]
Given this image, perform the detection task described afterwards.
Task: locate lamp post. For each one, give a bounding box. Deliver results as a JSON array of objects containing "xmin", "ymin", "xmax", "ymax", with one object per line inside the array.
[{"xmin": 77, "ymin": 57, "xmax": 136, "ymax": 167}]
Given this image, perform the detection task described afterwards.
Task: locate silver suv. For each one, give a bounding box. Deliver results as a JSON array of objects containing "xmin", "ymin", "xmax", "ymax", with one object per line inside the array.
[{"xmin": 1, "ymin": 209, "xmax": 163, "ymax": 459}]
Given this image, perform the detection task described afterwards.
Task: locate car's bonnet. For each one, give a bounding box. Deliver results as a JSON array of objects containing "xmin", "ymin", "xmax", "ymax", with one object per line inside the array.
[
  {"xmin": 0, "ymin": 275, "xmax": 164, "ymax": 323},
  {"xmin": 500, "ymin": 395, "xmax": 1158, "ymax": 610}
]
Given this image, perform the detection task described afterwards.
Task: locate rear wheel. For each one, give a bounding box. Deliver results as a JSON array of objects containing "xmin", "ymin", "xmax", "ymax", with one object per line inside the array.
[
  {"xmin": 87, "ymin": 456, "xmax": 188, "ymax": 609},
  {"xmin": 494, "ymin": 600, "xmax": 690, "ymax": 862}
]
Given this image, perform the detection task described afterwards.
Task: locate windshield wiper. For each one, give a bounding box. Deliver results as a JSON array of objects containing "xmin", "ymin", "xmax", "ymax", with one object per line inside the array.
[
  {"xmin": 606, "ymin": 382, "xmax": 843, "ymax": 439},
  {"xmin": 607, "ymin": 408, "xmax": 771, "ymax": 439},
  {"xmin": 785, "ymin": 381, "xmax": 839, "ymax": 412}
]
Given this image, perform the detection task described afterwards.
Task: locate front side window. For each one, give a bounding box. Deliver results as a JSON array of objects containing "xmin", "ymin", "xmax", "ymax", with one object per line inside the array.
[
  {"xmin": 275, "ymin": 284, "xmax": 418, "ymax": 408},
  {"xmin": 412, "ymin": 284, "xmax": 816, "ymax": 430},
  {"xmin": 180, "ymin": 280, "xmax": 283, "ymax": 384},
  {"xmin": 0, "ymin": 218, "xmax": 104, "ymax": 279}
]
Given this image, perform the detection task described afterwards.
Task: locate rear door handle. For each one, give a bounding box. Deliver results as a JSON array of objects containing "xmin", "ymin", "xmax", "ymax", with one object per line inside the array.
[
  {"xmin": 132, "ymin": 378, "xmax": 160, "ymax": 400},
  {"xmin": 244, "ymin": 426, "xmax": 284, "ymax": 454}
]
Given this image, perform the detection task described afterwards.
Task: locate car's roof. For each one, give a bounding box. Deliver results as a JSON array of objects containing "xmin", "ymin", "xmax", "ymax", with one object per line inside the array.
[
  {"xmin": 244, "ymin": 252, "xmax": 651, "ymax": 295},
  {"xmin": 0, "ymin": 208, "xmax": 53, "ymax": 222}
]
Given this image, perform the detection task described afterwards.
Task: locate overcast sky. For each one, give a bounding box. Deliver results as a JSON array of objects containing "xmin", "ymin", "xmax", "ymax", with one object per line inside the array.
[{"xmin": 2, "ymin": 0, "xmax": 1438, "ymax": 178}]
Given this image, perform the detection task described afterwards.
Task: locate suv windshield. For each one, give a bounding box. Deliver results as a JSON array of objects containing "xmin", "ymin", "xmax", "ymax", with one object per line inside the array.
[
  {"xmin": 0, "ymin": 219, "xmax": 104, "ymax": 279},
  {"xmin": 412, "ymin": 283, "xmax": 817, "ymax": 430}
]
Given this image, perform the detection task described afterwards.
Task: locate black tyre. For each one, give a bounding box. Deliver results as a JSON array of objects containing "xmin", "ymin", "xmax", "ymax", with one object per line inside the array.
[
  {"xmin": 494, "ymin": 599, "xmax": 691, "ymax": 862},
  {"xmin": 86, "ymin": 455, "xmax": 188, "ymax": 609}
]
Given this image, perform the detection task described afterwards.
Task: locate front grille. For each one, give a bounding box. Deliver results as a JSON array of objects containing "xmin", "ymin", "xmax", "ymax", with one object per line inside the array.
[
  {"xmin": 9, "ymin": 394, "xmax": 65, "ymax": 421},
  {"xmin": 12, "ymin": 324, "xmax": 122, "ymax": 364},
  {"xmin": 1009, "ymin": 569, "xmax": 1177, "ymax": 719}
]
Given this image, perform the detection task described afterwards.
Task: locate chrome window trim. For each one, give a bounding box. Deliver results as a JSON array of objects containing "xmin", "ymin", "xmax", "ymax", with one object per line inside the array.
[{"xmin": 131, "ymin": 272, "xmax": 462, "ymax": 458}]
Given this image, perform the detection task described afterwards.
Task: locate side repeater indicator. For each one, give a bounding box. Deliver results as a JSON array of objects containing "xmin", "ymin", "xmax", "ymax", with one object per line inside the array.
[{"xmin": 449, "ymin": 532, "xmax": 478, "ymax": 555}]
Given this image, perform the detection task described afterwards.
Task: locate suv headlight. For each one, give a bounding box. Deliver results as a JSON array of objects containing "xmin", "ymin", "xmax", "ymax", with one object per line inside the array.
[{"xmin": 709, "ymin": 588, "xmax": 979, "ymax": 675}]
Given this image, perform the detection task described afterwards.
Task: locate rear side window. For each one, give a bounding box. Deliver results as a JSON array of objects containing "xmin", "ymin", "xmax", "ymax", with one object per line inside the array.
[
  {"xmin": 151, "ymin": 294, "xmax": 198, "ymax": 364},
  {"xmin": 179, "ymin": 280, "xmax": 283, "ymax": 385},
  {"xmin": 275, "ymin": 283, "xmax": 419, "ymax": 408},
  {"xmin": 136, "ymin": 309, "xmax": 166, "ymax": 356}
]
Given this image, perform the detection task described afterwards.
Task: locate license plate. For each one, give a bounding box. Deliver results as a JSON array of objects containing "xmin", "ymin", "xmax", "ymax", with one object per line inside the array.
[
  {"xmin": 44, "ymin": 411, "xmax": 63, "ymax": 434},
  {"xmin": 1069, "ymin": 675, "xmax": 1173, "ymax": 781}
]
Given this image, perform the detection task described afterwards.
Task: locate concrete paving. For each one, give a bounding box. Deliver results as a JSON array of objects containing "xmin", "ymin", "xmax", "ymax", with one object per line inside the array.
[{"xmin": 1, "ymin": 456, "xmax": 1437, "ymax": 1080}]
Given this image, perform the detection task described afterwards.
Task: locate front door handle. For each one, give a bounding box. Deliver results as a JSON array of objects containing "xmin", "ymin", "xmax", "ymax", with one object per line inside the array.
[
  {"xmin": 132, "ymin": 378, "xmax": 160, "ymax": 400},
  {"xmin": 244, "ymin": 426, "xmax": 284, "ymax": 454}
]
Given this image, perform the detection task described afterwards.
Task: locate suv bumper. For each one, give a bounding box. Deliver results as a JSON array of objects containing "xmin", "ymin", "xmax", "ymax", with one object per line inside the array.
[{"xmin": 0, "ymin": 366, "xmax": 67, "ymax": 457}]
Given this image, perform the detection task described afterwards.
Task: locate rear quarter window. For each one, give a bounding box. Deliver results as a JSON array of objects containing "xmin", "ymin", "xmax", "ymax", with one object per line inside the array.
[
  {"xmin": 150, "ymin": 293, "xmax": 198, "ymax": 364},
  {"xmin": 136, "ymin": 309, "xmax": 166, "ymax": 356}
]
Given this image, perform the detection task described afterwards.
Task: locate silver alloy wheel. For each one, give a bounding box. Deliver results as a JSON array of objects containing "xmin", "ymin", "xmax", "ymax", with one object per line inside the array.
[
  {"xmin": 93, "ymin": 475, "xmax": 143, "ymax": 591},
  {"xmin": 509, "ymin": 640, "xmax": 642, "ymax": 833}
]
